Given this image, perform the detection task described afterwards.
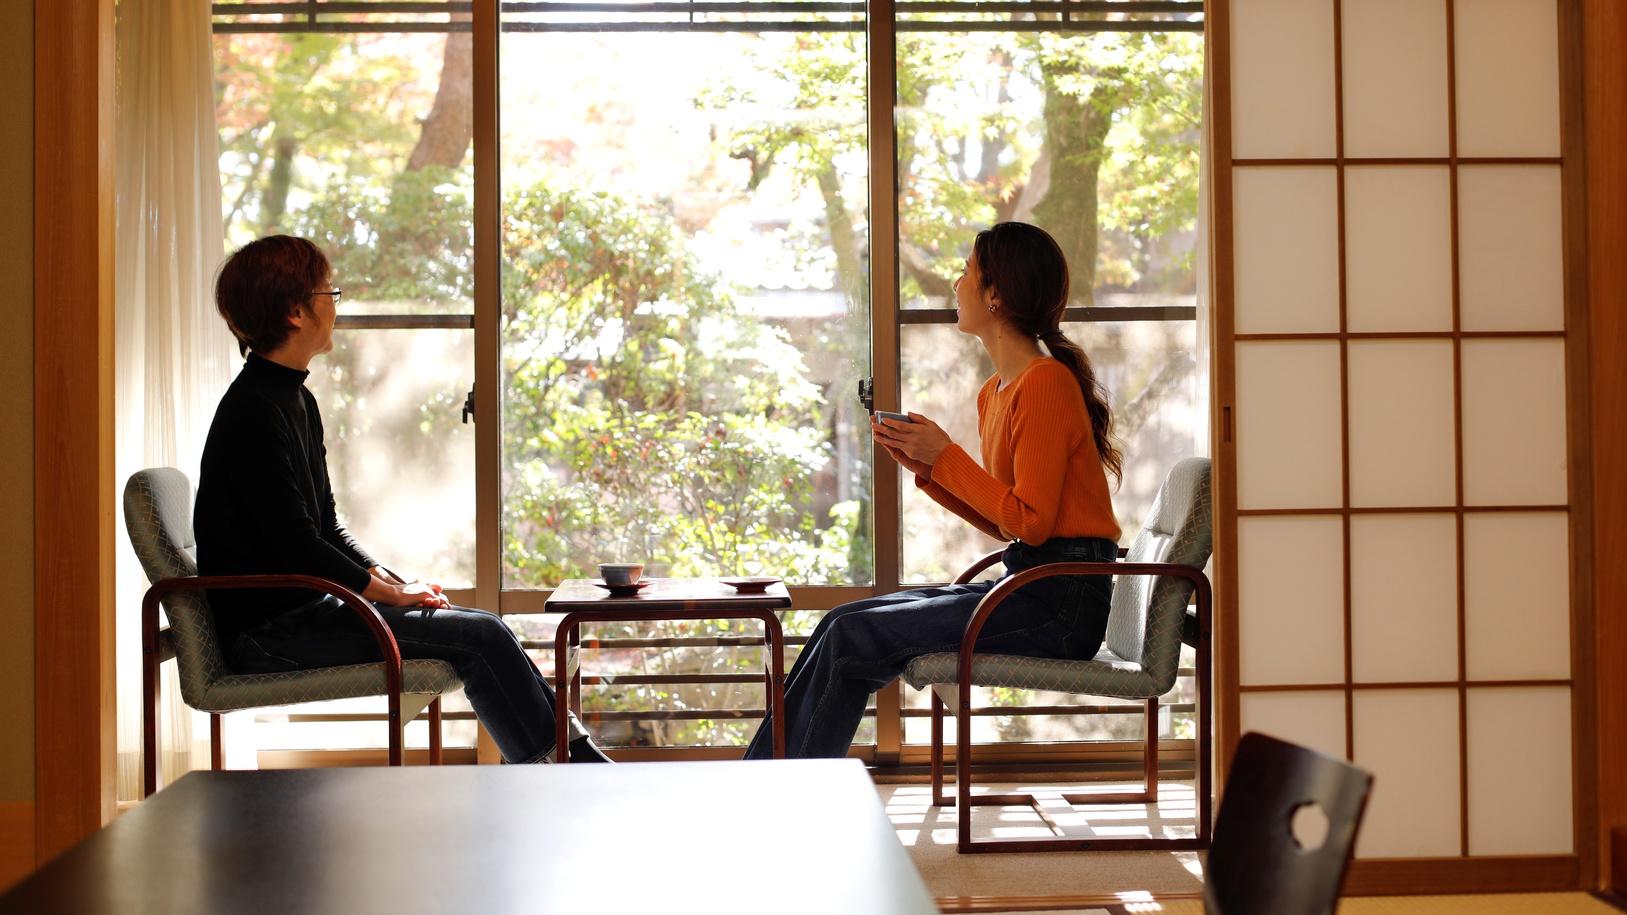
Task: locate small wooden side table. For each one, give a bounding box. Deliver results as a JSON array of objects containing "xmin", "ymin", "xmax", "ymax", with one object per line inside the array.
[{"xmin": 544, "ymin": 577, "xmax": 792, "ymax": 760}]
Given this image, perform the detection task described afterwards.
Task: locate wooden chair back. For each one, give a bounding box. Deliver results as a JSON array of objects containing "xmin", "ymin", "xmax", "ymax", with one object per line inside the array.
[{"xmin": 1205, "ymin": 732, "xmax": 1373, "ymax": 915}]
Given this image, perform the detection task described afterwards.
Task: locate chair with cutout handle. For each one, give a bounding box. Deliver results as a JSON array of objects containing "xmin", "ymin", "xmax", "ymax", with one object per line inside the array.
[
  {"xmin": 124, "ymin": 467, "xmax": 461, "ymax": 796},
  {"xmin": 1205, "ymin": 731, "xmax": 1374, "ymax": 915}
]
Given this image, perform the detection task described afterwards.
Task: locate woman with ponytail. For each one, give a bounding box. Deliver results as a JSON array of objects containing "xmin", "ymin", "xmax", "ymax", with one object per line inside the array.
[{"xmin": 743, "ymin": 221, "xmax": 1122, "ymax": 760}]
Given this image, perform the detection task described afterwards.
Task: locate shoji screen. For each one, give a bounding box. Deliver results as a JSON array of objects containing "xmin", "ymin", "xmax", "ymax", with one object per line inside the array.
[{"xmin": 1215, "ymin": 0, "xmax": 1585, "ymax": 890}]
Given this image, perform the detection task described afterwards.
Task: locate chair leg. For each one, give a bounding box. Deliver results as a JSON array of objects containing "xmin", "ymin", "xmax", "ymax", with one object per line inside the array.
[
  {"xmin": 429, "ymin": 697, "xmax": 443, "ymax": 766},
  {"xmin": 931, "ymin": 691, "xmax": 950, "ymax": 807},
  {"xmin": 211, "ymin": 714, "xmax": 224, "ymax": 771},
  {"xmin": 143, "ymin": 639, "xmax": 159, "ymax": 799},
  {"xmin": 1143, "ymin": 697, "xmax": 1160, "ymax": 801},
  {"xmin": 1058, "ymin": 697, "xmax": 1161, "ymax": 807}
]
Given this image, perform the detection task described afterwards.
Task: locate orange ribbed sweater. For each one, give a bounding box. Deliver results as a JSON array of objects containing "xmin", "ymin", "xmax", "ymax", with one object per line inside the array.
[{"xmin": 919, "ymin": 357, "xmax": 1121, "ymax": 545}]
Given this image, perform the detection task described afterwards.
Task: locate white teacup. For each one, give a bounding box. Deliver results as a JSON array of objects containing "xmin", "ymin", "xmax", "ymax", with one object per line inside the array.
[{"xmin": 598, "ymin": 563, "xmax": 645, "ymax": 587}]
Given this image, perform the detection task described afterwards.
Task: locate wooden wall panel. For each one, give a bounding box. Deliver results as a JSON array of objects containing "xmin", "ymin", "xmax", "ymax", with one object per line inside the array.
[
  {"xmin": 1584, "ymin": 0, "xmax": 1627, "ymax": 892},
  {"xmin": 0, "ymin": 802, "xmax": 35, "ymax": 894},
  {"xmin": 33, "ymin": 0, "xmax": 117, "ymax": 865},
  {"xmin": 0, "ymin": 0, "xmax": 37, "ymax": 810}
]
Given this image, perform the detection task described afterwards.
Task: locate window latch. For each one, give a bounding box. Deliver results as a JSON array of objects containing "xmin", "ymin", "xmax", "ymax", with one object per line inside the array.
[
  {"xmin": 858, "ymin": 377, "xmax": 874, "ymax": 413},
  {"xmin": 461, "ymin": 387, "xmax": 475, "ymax": 424}
]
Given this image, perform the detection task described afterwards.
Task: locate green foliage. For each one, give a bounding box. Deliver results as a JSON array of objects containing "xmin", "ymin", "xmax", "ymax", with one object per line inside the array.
[
  {"xmin": 698, "ymin": 29, "xmax": 1203, "ymax": 300},
  {"xmin": 499, "ymin": 177, "xmax": 853, "ymax": 586}
]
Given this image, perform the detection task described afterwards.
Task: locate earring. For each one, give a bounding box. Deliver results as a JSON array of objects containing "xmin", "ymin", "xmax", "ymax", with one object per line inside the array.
[{"xmin": 987, "ymin": 304, "xmax": 996, "ymax": 313}]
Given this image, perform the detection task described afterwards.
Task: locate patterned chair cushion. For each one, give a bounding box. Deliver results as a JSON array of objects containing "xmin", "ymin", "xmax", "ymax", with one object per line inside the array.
[
  {"xmin": 903, "ymin": 644, "xmax": 1159, "ymax": 697},
  {"xmin": 123, "ymin": 468, "xmax": 459, "ymax": 713},
  {"xmin": 903, "ymin": 457, "xmax": 1212, "ymax": 699},
  {"xmin": 197, "ymin": 659, "xmax": 462, "ymax": 712}
]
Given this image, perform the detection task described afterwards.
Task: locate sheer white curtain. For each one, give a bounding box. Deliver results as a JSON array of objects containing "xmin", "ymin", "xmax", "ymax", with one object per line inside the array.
[{"xmin": 114, "ymin": 0, "xmax": 239, "ymax": 800}]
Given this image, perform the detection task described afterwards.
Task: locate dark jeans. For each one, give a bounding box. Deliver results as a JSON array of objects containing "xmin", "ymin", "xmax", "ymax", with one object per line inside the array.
[
  {"xmin": 743, "ymin": 536, "xmax": 1117, "ymax": 760},
  {"xmin": 225, "ymin": 597, "xmax": 561, "ymax": 764}
]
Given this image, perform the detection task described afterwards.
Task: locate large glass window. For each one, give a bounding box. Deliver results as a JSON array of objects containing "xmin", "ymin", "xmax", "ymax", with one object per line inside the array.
[{"xmin": 497, "ymin": 6, "xmax": 871, "ymax": 590}]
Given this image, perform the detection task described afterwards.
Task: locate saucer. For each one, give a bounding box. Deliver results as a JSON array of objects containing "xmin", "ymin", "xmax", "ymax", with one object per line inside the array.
[
  {"xmin": 719, "ymin": 576, "xmax": 782, "ymax": 593},
  {"xmin": 593, "ymin": 579, "xmax": 651, "ymax": 597}
]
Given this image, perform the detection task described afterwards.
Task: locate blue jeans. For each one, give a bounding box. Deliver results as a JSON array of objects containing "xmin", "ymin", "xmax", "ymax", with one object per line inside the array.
[
  {"xmin": 224, "ymin": 597, "xmax": 565, "ymax": 764},
  {"xmin": 743, "ymin": 536, "xmax": 1117, "ymax": 760}
]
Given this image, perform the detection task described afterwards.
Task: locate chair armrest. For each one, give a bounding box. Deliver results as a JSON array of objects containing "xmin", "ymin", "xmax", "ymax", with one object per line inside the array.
[
  {"xmin": 141, "ymin": 575, "xmax": 404, "ymax": 722},
  {"xmin": 954, "ymin": 548, "xmax": 1007, "ymax": 584},
  {"xmin": 953, "ymin": 559, "xmax": 1213, "ymax": 690},
  {"xmin": 955, "ymin": 546, "xmax": 1128, "ymax": 584},
  {"xmin": 140, "ymin": 574, "xmax": 410, "ymax": 794}
]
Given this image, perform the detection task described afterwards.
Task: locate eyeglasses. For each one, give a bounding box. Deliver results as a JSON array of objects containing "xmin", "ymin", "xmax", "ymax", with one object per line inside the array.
[{"xmin": 312, "ymin": 288, "xmax": 343, "ymax": 306}]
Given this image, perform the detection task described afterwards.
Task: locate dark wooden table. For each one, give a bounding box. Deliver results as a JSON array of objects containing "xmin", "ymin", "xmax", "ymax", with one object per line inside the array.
[
  {"xmin": 545, "ymin": 577, "xmax": 793, "ymax": 759},
  {"xmin": 0, "ymin": 761, "xmax": 937, "ymax": 915}
]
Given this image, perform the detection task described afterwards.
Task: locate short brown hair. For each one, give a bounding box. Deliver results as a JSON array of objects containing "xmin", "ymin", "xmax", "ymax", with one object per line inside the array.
[{"xmin": 214, "ymin": 235, "xmax": 332, "ymax": 356}]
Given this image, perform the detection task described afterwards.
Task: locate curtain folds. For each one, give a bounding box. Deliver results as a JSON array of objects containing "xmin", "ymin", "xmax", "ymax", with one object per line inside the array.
[{"xmin": 114, "ymin": 0, "xmax": 237, "ymax": 800}]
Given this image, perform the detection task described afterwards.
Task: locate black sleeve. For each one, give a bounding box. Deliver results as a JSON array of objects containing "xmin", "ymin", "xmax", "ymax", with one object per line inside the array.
[{"xmin": 218, "ymin": 394, "xmax": 375, "ymax": 595}]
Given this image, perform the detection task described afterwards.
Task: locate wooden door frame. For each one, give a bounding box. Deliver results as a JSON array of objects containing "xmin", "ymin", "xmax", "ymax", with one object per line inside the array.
[
  {"xmin": 1583, "ymin": 0, "xmax": 1627, "ymax": 892},
  {"xmin": 33, "ymin": 0, "xmax": 117, "ymax": 867}
]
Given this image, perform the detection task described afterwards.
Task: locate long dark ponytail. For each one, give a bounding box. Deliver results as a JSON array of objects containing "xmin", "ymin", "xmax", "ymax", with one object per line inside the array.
[{"xmin": 973, "ymin": 222, "xmax": 1124, "ymax": 486}]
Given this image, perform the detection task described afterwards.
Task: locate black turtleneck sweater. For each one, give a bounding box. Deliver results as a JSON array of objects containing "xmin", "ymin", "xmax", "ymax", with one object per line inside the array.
[{"xmin": 194, "ymin": 353, "xmax": 377, "ymax": 642}]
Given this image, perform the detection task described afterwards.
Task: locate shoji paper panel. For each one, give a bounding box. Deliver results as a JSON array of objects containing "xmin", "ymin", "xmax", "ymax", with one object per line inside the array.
[
  {"xmin": 1234, "ymin": 168, "xmax": 1341, "ymax": 334},
  {"xmin": 1466, "ymin": 686, "xmax": 1573, "ymax": 855},
  {"xmin": 1457, "ymin": 166, "xmax": 1565, "ymax": 331},
  {"xmin": 1344, "ymin": 167, "xmax": 1454, "ymax": 333},
  {"xmin": 1464, "ymin": 511, "xmax": 1571, "ymax": 681},
  {"xmin": 1347, "ymin": 340, "xmax": 1456, "ymax": 507},
  {"xmin": 1350, "ymin": 514, "xmax": 1458, "ymax": 683},
  {"xmin": 1235, "ymin": 342, "xmax": 1343, "ymax": 509},
  {"xmin": 1455, "ymin": 0, "xmax": 1561, "ymax": 157},
  {"xmin": 1353, "ymin": 690, "xmax": 1462, "ymax": 858},
  {"xmin": 1240, "ymin": 691, "xmax": 1347, "ymax": 760},
  {"xmin": 1239, "ymin": 515, "xmax": 1345, "ymax": 685},
  {"xmin": 1341, "ymin": 0, "xmax": 1450, "ymax": 158},
  {"xmin": 1460, "ymin": 338, "xmax": 1568, "ymax": 505},
  {"xmin": 1230, "ymin": 0, "xmax": 1337, "ymax": 158}
]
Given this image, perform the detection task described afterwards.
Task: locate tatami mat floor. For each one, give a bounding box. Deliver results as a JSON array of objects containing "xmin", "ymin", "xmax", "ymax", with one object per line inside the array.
[
  {"xmin": 883, "ymin": 781, "xmax": 1203, "ymax": 900},
  {"xmin": 879, "ymin": 781, "xmax": 1623, "ymax": 915},
  {"xmin": 959, "ymin": 895, "xmax": 1623, "ymax": 914}
]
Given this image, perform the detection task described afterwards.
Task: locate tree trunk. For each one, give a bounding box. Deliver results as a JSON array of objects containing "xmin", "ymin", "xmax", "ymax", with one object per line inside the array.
[
  {"xmin": 816, "ymin": 162, "xmax": 865, "ymax": 312},
  {"xmin": 1032, "ymin": 64, "xmax": 1124, "ymax": 305},
  {"xmin": 261, "ymin": 134, "xmax": 296, "ymax": 234},
  {"xmin": 406, "ymin": 19, "xmax": 474, "ymax": 172}
]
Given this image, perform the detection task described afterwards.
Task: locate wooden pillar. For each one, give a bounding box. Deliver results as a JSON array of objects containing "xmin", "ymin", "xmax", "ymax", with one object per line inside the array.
[
  {"xmin": 34, "ymin": 0, "xmax": 117, "ymax": 865},
  {"xmin": 1586, "ymin": 0, "xmax": 1627, "ymax": 893}
]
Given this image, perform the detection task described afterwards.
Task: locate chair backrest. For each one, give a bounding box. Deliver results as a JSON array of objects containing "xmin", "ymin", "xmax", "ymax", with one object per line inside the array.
[
  {"xmin": 1102, "ymin": 456, "xmax": 1212, "ymax": 689},
  {"xmin": 1205, "ymin": 732, "xmax": 1373, "ymax": 915},
  {"xmin": 123, "ymin": 468, "xmax": 226, "ymax": 705}
]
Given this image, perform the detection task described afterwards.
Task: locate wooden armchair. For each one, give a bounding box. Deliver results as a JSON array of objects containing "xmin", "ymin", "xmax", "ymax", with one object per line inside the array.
[
  {"xmin": 125, "ymin": 468, "xmax": 462, "ymax": 796},
  {"xmin": 902, "ymin": 456, "xmax": 1213, "ymax": 853}
]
